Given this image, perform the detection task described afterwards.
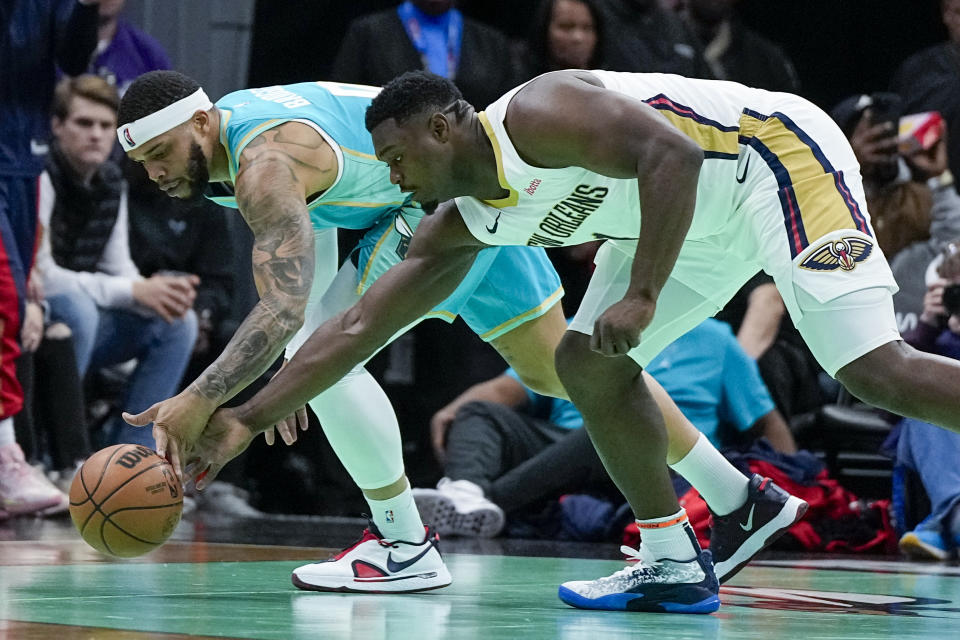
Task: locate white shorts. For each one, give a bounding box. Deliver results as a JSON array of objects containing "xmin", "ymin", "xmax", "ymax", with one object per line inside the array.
[{"xmin": 569, "ymin": 93, "xmax": 901, "ymax": 377}]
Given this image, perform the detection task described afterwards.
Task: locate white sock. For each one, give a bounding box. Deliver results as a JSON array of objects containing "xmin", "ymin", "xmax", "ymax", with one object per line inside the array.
[
  {"xmin": 637, "ymin": 509, "xmax": 699, "ymax": 562},
  {"xmin": 669, "ymin": 433, "xmax": 749, "ymax": 516},
  {"xmin": 0, "ymin": 418, "xmax": 15, "ymax": 448},
  {"xmin": 366, "ymin": 486, "xmax": 426, "ymax": 542}
]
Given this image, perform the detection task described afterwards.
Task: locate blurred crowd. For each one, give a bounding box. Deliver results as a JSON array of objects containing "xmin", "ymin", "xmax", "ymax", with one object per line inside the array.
[{"xmin": 3, "ymin": 0, "xmax": 960, "ymax": 561}]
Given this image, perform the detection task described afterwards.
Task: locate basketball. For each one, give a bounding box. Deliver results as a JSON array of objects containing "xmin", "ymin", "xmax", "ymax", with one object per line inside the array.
[{"xmin": 68, "ymin": 444, "xmax": 183, "ymax": 558}]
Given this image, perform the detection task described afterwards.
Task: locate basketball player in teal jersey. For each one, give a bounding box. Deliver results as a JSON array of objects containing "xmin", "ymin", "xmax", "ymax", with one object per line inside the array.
[{"xmin": 116, "ymin": 70, "xmax": 803, "ymax": 597}]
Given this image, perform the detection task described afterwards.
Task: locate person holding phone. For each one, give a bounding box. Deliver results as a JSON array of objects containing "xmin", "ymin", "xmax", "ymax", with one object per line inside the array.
[{"xmin": 895, "ymin": 241, "xmax": 960, "ymax": 560}]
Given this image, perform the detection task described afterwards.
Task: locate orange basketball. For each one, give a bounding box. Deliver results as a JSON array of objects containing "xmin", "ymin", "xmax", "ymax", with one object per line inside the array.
[{"xmin": 69, "ymin": 444, "xmax": 183, "ymax": 557}]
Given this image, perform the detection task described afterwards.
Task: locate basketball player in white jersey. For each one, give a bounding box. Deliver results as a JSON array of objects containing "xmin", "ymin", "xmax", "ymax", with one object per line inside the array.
[{"xmin": 184, "ymin": 68, "xmax": 960, "ymax": 614}]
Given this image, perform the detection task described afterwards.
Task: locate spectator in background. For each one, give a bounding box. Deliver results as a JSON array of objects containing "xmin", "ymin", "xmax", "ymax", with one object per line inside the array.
[
  {"xmin": 86, "ymin": 0, "xmax": 171, "ymax": 96},
  {"xmin": 124, "ymin": 161, "xmax": 239, "ymax": 384},
  {"xmin": 413, "ymin": 319, "xmax": 797, "ymax": 538},
  {"xmin": 1, "ymin": 0, "xmax": 100, "ymax": 520},
  {"xmin": 518, "ymin": 0, "xmax": 604, "ymax": 79},
  {"xmin": 35, "ymin": 75, "xmax": 197, "ymax": 450},
  {"xmin": 715, "ymin": 274, "xmax": 825, "ymax": 424},
  {"xmin": 331, "ymin": 1, "xmax": 519, "ymax": 109},
  {"xmin": 679, "ymin": 0, "xmax": 800, "ymax": 93},
  {"xmin": 593, "ymin": 0, "xmax": 711, "ymax": 77},
  {"xmin": 894, "ymin": 242, "xmax": 960, "ymax": 560},
  {"xmin": 891, "ymin": 0, "xmax": 960, "ymax": 192}
]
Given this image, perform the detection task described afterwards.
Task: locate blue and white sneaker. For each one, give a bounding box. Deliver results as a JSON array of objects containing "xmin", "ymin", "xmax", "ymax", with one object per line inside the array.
[
  {"xmin": 558, "ymin": 545, "xmax": 720, "ymax": 614},
  {"xmin": 291, "ymin": 522, "xmax": 453, "ymax": 593},
  {"xmin": 899, "ymin": 528, "xmax": 951, "ymax": 561}
]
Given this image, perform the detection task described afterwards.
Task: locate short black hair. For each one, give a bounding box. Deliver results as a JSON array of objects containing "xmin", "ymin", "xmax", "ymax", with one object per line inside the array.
[
  {"xmin": 365, "ymin": 71, "xmax": 466, "ymax": 132},
  {"xmin": 117, "ymin": 70, "xmax": 202, "ymax": 126}
]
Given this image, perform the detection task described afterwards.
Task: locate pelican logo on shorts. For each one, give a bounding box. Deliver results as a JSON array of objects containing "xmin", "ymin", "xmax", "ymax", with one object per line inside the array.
[
  {"xmin": 122, "ymin": 127, "xmax": 135, "ymax": 147},
  {"xmin": 394, "ymin": 213, "xmax": 414, "ymax": 259},
  {"xmin": 115, "ymin": 445, "xmax": 156, "ymax": 469},
  {"xmin": 799, "ymin": 237, "xmax": 873, "ymax": 272}
]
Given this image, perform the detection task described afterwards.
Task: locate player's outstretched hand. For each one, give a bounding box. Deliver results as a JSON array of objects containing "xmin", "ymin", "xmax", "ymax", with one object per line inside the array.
[
  {"xmin": 261, "ymin": 359, "xmax": 310, "ymax": 446},
  {"xmin": 263, "ymin": 404, "xmax": 309, "ymax": 446},
  {"xmin": 189, "ymin": 408, "xmax": 257, "ymax": 490},
  {"xmin": 122, "ymin": 388, "xmax": 218, "ymax": 481},
  {"xmin": 591, "ymin": 296, "xmax": 656, "ymax": 356}
]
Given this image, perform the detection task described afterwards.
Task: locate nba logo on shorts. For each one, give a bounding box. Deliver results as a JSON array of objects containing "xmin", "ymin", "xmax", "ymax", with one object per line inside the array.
[{"xmin": 385, "ymin": 509, "xmax": 395, "ymax": 523}]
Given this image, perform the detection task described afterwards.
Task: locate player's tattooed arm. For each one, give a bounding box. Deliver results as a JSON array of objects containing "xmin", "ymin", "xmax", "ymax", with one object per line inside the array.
[{"xmin": 188, "ymin": 123, "xmax": 336, "ymax": 405}]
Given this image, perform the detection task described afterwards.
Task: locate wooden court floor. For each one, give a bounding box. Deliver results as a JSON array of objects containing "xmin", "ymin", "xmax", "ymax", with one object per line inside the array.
[{"xmin": 2, "ymin": 514, "xmax": 959, "ymax": 639}]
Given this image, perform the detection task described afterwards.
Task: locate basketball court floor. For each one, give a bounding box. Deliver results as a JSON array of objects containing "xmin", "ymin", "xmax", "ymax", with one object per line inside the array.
[{"xmin": 2, "ymin": 512, "xmax": 959, "ymax": 639}]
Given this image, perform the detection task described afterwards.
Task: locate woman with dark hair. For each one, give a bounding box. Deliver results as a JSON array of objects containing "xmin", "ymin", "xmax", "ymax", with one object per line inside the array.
[{"xmin": 519, "ymin": 0, "xmax": 604, "ymax": 79}]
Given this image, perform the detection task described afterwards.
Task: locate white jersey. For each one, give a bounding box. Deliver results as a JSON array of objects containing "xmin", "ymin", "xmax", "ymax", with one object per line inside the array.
[{"xmin": 454, "ymin": 71, "xmax": 852, "ymax": 251}]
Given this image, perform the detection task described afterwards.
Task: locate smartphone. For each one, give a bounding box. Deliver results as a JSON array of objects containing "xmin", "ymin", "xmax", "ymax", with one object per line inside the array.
[{"xmin": 898, "ymin": 111, "xmax": 944, "ymax": 155}]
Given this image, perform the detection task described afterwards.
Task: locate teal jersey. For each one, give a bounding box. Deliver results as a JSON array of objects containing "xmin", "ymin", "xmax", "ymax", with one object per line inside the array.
[{"xmin": 205, "ymin": 81, "xmax": 409, "ymax": 230}]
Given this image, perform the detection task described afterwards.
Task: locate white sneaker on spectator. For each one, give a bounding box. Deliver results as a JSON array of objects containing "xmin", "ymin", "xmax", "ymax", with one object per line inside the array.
[
  {"xmin": 0, "ymin": 443, "xmax": 65, "ymax": 516},
  {"xmin": 412, "ymin": 478, "xmax": 505, "ymax": 538}
]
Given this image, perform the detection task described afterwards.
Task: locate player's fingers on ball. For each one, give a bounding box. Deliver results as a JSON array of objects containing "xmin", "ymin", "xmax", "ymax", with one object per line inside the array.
[
  {"xmin": 264, "ymin": 428, "xmax": 275, "ymax": 446},
  {"xmin": 285, "ymin": 415, "xmax": 298, "ymax": 444},
  {"xmin": 297, "ymin": 406, "xmax": 309, "ymax": 431},
  {"xmin": 166, "ymin": 439, "xmax": 183, "ymax": 481}
]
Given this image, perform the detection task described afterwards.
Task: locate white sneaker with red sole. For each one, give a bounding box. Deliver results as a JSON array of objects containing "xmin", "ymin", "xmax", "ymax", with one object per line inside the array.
[{"xmin": 292, "ymin": 522, "xmax": 452, "ymax": 593}]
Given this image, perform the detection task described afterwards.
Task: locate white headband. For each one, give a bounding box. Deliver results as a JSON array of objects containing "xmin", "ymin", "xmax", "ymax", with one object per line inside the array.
[{"xmin": 117, "ymin": 88, "xmax": 213, "ymax": 152}]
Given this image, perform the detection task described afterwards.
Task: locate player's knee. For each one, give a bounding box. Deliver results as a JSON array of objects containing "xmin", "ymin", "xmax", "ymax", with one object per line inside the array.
[
  {"xmin": 554, "ymin": 331, "xmax": 591, "ymax": 391},
  {"xmin": 511, "ymin": 361, "xmax": 566, "ymax": 399},
  {"xmin": 836, "ymin": 341, "xmax": 915, "ymax": 409}
]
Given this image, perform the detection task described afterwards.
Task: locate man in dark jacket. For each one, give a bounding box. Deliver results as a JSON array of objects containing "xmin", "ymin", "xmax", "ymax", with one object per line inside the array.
[{"xmin": 330, "ymin": 1, "xmax": 520, "ymax": 109}]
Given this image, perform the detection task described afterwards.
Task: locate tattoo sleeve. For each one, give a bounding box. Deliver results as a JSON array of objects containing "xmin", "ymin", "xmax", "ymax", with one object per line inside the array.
[{"xmin": 188, "ymin": 127, "xmax": 331, "ymax": 405}]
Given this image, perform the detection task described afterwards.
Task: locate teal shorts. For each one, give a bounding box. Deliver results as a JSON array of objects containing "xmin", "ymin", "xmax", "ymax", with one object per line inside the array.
[{"xmin": 354, "ymin": 208, "xmax": 563, "ymax": 341}]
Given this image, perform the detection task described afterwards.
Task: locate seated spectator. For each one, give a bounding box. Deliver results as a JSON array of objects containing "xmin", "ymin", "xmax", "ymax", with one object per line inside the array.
[
  {"xmin": 412, "ymin": 318, "xmax": 796, "ymax": 537},
  {"xmin": 330, "ymin": 1, "xmax": 519, "ymax": 109},
  {"xmin": 715, "ymin": 273, "xmax": 826, "ymax": 423},
  {"xmin": 124, "ymin": 159, "xmax": 239, "ymax": 384},
  {"xmin": 594, "ymin": 0, "xmax": 711, "ymax": 77},
  {"xmin": 894, "ymin": 241, "xmax": 960, "ymax": 560},
  {"xmin": 35, "ymin": 75, "xmax": 196, "ymax": 449},
  {"xmin": 14, "ymin": 274, "xmax": 89, "ymax": 496},
  {"xmin": 517, "ymin": 0, "xmax": 604, "ymax": 80},
  {"xmin": 679, "ymin": 0, "xmax": 800, "ymax": 93}
]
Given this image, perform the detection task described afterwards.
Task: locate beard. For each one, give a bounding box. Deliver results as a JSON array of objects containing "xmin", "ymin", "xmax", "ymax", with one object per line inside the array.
[{"xmin": 180, "ymin": 141, "xmax": 211, "ymax": 201}]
